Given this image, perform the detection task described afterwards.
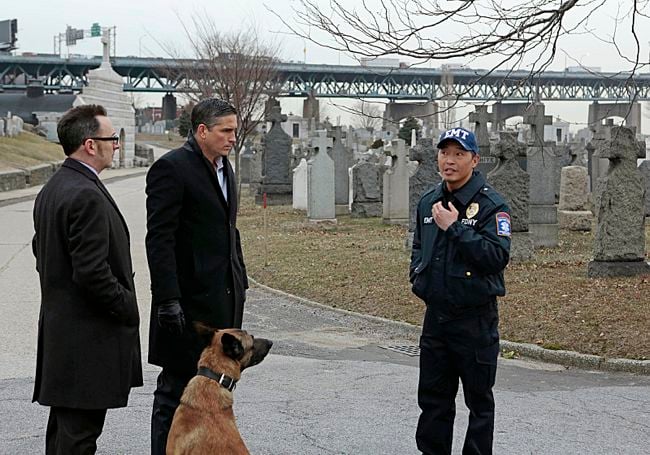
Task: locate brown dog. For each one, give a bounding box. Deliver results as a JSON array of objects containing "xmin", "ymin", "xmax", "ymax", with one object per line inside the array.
[{"xmin": 166, "ymin": 325, "xmax": 273, "ymax": 455}]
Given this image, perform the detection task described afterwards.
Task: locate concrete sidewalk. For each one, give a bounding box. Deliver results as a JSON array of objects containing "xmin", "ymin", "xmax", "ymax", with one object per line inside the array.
[{"xmin": 0, "ymin": 165, "xmax": 148, "ymax": 207}]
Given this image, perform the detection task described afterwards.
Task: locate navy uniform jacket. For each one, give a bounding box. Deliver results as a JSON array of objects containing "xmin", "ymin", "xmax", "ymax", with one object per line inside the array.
[{"xmin": 410, "ymin": 171, "xmax": 511, "ymax": 322}]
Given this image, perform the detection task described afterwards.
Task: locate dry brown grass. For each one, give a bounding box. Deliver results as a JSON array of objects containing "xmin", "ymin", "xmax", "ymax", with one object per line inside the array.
[
  {"xmin": 0, "ymin": 132, "xmax": 65, "ymax": 170},
  {"xmin": 135, "ymin": 133, "xmax": 185, "ymax": 149},
  {"xmin": 238, "ymin": 191, "xmax": 650, "ymax": 360}
]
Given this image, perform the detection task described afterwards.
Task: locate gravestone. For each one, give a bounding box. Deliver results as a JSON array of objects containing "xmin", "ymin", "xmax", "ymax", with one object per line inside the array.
[
  {"xmin": 5, "ymin": 115, "xmax": 23, "ymax": 137},
  {"xmin": 292, "ymin": 158, "xmax": 308, "ymax": 211},
  {"xmin": 470, "ymin": 105, "xmax": 497, "ymax": 175},
  {"xmin": 408, "ymin": 137, "xmax": 441, "ymax": 231},
  {"xmin": 487, "ymin": 132, "xmax": 533, "ymax": 261},
  {"xmin": 249, "ymin": 148, "xmax": 263, "ymax": 196},
  {"xmin": 639, "ymin": 160, "xmax": 650, "ymax": 217},
  {"xmin": 256, "ymin": 105, "xmax": 293, "ymax": 205},
  {"xmin": 307, "ymin": 131, "xmax": 336, "ymax": 222},
  {"xmin": 523, "ymin": 103, "xmax": 552, "ymax": 147},
  {"xmin": 0, "ymin": 118, "xmax": 5, "ymax": 137},
  {"xmin": 382, "ymin": 139, "xmax": 409, "ymax": 225},
  {"xmin": 351, "ymin": 156, "xmax": 385, "ymax": 218},
  {"xmin": 239, "ymin": 141, "xmax": 254, "ymax": 184},
  {"xmin": 554, "ymin": 143, "xmax": 573, "ymax": 203},
  {"xmin": 558, "ymin": 166, "xmax": 592, "ymax": 231},
  {"xmin": 588, "ymin": 126, "xmax": 650, "ymax": 277},
  {"xmin": 527, "ymin": 142, "xmax": 559, "ymax": 248},
  {"xmin": 330, "ymin": 126, "xmax": 352, "ymax": 215},
  {"xmin": 569, "ymin": 139, "xmax": 588, "ymax": 167}
]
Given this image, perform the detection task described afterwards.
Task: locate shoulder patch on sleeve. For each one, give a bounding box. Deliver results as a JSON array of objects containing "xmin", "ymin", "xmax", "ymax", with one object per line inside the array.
[{"xmin": 496, "ymin": 212, "xmax": 511, "ymax": 237}]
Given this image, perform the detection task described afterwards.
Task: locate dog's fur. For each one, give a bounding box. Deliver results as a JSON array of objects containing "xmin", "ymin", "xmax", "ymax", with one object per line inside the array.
[{"xmin": 166, "ymin": 325, "xmax": 273, "ymax": 455}]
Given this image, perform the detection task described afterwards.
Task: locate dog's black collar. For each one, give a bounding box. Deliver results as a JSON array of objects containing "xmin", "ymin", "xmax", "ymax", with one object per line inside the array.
[{"xmin": 197, "ymin": 366, "xmax": 237, "ymax": 392}]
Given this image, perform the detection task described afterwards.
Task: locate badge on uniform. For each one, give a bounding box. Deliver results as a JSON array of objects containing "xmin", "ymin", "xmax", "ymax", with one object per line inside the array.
[
  {"xmin": 496, "ymin": 212, "xmax": 511, "ymax": 237},
  {"xmin": 466, "ymin": 203, "xmax": 479, "ymax": 219}
]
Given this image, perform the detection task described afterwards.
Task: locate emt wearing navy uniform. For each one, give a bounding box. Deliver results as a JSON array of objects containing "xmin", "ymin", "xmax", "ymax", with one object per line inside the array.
[{"xmin": 410, "ymin": 127, "xmax": 511, "ymax": 455}]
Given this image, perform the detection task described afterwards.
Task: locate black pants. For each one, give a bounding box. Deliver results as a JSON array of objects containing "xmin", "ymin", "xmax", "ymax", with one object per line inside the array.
[
  {"xmin": 151, "ymin": 368, "xmax": 194, "ymax": 455},
  {"xmin": 416, "ymin": 307, "xmax": 499, "ymax": 455},
  {"xmin": 46, "ymin": 406, "xmax": 107, "ymax": 455}
]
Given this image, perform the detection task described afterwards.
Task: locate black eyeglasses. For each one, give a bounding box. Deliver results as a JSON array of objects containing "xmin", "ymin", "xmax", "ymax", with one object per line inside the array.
[{"xmin": 87, "ymin": 136, "xmax": 119, "ymax": 144}]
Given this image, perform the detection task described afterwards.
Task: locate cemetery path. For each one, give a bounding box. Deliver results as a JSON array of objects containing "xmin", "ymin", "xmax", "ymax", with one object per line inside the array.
[{"xmin": 1, "ymin": 175, "xmax": 649, "ymax": 454}]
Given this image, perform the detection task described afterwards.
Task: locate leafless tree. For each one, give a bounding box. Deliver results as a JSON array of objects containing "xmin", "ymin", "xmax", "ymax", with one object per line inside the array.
[
  {"xmin": 161, "ymin": 17, "xmax": 280, "ymax": 199},
  {"xmin": 274, "ymin": 0, "xmax": 649, "ymax": 125},
  {"xmin": 352, "ymin": 100, "xmax": 383, "ymax": 131}
]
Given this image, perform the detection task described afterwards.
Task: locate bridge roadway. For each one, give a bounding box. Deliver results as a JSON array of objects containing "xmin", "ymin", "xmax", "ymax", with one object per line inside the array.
[
  {"xmin": 0, "ymin": 162, "xmax": 649, "ymax": 454},
  {"xmin": 2, "ymin": 54, "xmax": 650, "ymax": 100}
]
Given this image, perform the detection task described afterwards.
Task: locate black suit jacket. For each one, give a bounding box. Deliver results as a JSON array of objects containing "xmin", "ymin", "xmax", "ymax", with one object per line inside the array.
[
  {"xmin": 145, "ymin": 134, "xmax": 248, "ymax": 374},
  {"xmin": 32, "ymin": 158, "xmax": 143, "ymax": 409}
]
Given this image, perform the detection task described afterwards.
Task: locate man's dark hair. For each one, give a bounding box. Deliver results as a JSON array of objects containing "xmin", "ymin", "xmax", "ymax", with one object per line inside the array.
[
  {"xmin": 57, "ymin": 105, "xmax": 107, "ymax": 156},
  {"xmin": 191, "ymin": 98, "xmax": 237, "ymax": 133}
]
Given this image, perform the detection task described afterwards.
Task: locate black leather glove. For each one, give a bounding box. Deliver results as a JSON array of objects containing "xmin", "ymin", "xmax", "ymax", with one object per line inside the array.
[{"xmin": 157, "ymin": 300, "xmax": 185, "ymax": 335}]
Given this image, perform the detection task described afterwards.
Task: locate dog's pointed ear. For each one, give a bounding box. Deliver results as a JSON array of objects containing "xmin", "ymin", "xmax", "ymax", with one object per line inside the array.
[
  {"xmin": 221, "ymin": 332, "xmax": 245, "ymax": 360},
  {"xmin": 193, "ymin": 322, "xmax": 218, "ymax": 348}
]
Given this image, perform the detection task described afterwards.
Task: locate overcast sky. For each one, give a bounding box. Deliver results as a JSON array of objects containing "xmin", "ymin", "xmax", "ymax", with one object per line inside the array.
[{"xmin": 6, "ymin": 1, "xmax": 650, "ymax": 133}]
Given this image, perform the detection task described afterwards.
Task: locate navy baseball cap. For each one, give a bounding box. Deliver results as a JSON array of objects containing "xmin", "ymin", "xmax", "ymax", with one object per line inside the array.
[{"xmin": 436, "ymin": 127, "xmax": 479, "ymax": 154}]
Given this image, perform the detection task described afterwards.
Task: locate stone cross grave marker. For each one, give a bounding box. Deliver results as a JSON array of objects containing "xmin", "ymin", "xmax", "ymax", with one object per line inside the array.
[
  {"xmin": 487, "ymin": 132, "xmax": 533, "ymax": 260},
  {"xmin": 588, "ymin": 126, "xmax": 650, "ymax": 277},
  {"xmin": 523, "ymin": 103, "xmax": 552, "ymax": 147}
]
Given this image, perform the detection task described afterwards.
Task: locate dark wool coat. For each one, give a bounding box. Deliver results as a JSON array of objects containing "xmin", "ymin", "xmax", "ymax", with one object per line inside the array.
[
  {"xmin": 145, "ymin": 134, "xmax": 248, "ymax": 375},
  {"xmin": 32, "ymin": 158, "xmax": 143, "ymax": 409}
]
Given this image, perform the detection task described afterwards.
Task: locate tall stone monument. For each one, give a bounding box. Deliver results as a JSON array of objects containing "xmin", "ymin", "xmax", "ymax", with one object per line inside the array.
[
  {"xmin": 588, "ymin": 126, "xmax": 650, "ymax": 277},
  {"xmin": 524, "ymin": 103, "xmax": 558, "ymax": 247},
  {"xmin": 330, "ymin": 126, "xmax": 352, "ymax": 215},
  {"xmin": 487, "ymin": 132, "xmax": 533, "ymax": 260},
  {"xmin": 256, "ymin": 104, "xmax": 292, "ymax": 205},
  {"xmin": 382, "ymin": 139, "xmax": 409, "ymax": 225},
  {"xmin": 307, "ymin": 131, "xmax": 336, "ymax": 222},
  {"xmin": 75, "ymin": 30, "xmax": 135, "ymax": 167}
]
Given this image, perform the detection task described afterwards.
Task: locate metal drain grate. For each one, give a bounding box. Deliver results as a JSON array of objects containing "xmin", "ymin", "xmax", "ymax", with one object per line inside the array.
[{"xmin": 380, "ymin": 344, "xmax": 420, "ymax": 356}]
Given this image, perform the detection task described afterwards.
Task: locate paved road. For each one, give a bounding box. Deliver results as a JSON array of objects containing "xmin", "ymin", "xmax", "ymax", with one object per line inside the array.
[{"xmin": 1, "ymin": 174, "xmax": 650, "ymax": 454}]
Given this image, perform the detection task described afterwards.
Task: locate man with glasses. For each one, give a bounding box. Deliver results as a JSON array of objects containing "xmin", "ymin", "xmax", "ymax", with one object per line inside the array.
[
  {"xmin": 32, "ymin": 104, "xmax": 143, "ymax": 454},
  {"xmin": 145, "ymin": 98, "xmax": 248, "ymax": 454}
]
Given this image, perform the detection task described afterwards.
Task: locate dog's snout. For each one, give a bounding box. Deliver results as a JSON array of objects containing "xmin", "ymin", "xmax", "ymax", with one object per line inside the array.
[{"xmin": 244, "ymin": 337, "xmax": 272, "ymax": 369}]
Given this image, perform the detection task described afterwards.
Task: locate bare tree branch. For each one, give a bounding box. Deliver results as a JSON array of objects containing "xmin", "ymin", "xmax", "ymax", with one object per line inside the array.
[{"xmin": 158, "ymin": 15, "xmax": 280, "ymax": 203}]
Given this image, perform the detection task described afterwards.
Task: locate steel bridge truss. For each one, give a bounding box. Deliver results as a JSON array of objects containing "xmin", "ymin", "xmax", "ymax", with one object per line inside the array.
[{"xmin": 1, "ymin": 55, "xmax": 649, "ymax": 102}]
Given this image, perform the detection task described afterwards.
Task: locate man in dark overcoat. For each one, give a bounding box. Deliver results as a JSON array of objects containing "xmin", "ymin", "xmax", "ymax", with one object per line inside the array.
[
  {"xmin": 32, "ymin": 105, "xmax": 143, "ymax": 454},
  {"xmin": 145, "ymin": 98, "xmax": 248, "ymax": 454}
]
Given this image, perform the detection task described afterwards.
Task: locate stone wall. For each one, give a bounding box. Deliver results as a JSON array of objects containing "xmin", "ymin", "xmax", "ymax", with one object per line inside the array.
[
  {"xmin": 0, "ymin": 161, "xmax": 63, "ymax": 192},
  {"xmin": 0, "ymin": 169, "xmax": 27, "ymax": 191}
]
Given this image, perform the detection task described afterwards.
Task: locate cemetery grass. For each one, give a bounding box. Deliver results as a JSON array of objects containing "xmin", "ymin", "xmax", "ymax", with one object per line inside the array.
[
  {"xmin": 0, "ymin": 132, "xmax": 64, "ymax": 170},
  {"xmin": 135, "ymin": 133, "xmax": 186, "ymax": 149},
  {"xmin": 238, "ymin": 192, "xmax": 650, "ymax": 360}
]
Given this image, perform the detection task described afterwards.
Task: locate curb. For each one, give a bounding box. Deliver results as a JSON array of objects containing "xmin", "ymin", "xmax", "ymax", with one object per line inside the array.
[{"xmin": 249, "ymin": 278, "xmax": 650, "ymax": 375}]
